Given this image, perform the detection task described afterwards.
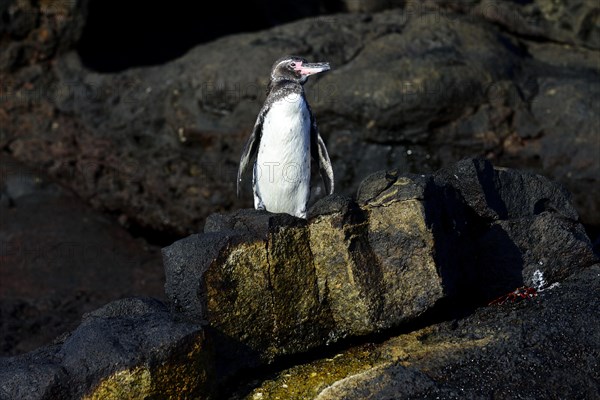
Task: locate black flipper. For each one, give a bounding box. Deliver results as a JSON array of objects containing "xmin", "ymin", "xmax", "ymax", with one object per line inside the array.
[
  {"xmin": 309, "ymin": 108, "xmax": 334, "ymax": 195},
  {"xmin": 237, "ymin": 108, "xmax": 266, "ymax": 197}
]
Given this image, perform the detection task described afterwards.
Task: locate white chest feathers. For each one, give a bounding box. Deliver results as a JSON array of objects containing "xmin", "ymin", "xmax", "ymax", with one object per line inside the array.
[{"xmin": 254, "ymin": 93, "xmax": 312, "ymax": 218}]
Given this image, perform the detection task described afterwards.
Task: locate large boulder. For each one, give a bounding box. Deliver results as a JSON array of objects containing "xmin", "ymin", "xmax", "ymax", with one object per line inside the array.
[{"xmin": 162, "ymin": 159, "xmax": 597, "ymax": 368}]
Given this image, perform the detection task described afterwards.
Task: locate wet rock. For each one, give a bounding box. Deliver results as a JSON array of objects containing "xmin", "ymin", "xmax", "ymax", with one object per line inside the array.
[
  {"xmin": 162, "ymin": 159, "xmax": 597, "ymax": 369},
  {"xmin": 0, "ymin": 297, "xmax": 212, "ymax": 400}
]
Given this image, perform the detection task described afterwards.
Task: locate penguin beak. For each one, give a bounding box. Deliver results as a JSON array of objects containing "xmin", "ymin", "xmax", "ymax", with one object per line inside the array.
[{"xmin": 295, "ymin": 61, "xmax": 330, "ymax": 76}]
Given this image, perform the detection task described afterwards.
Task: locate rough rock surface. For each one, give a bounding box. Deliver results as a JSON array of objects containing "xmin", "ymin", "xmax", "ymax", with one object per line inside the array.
[
  {"xmin": 0, "ymin": 0, "xmax": 87, "ymax": 72},
  {"xmin": 1, "ymin": 2, "xmax": 598, "ymax": 398},
  {"xmin": 0, "ymin": 297, "xmax": 211, "ymax": 400},
  {"xmin": 243, "ymin": 264, "xmax": 600, "ymax": 400},
  {"xmin": 0, "ymin": 159, "xmax": 597, "ymax": 399},
  {"xmin": 2, "ymin": 1, "xmax": 598, "ymax": 240},
  {"xmin": 163, "ymin": 159, "xmax": 597, "ymax": 368},
  {"xmin": 0, "ymin": 156, "xmax": 164, "ymax": 356}
]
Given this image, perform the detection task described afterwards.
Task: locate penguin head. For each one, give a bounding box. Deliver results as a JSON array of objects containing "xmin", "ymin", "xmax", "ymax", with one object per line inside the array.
[{"xmin": 270, "ymin": 55, "xmax": 330, "ymax": 85}]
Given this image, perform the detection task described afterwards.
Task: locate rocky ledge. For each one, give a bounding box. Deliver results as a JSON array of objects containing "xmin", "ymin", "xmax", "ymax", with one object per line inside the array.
[
  {"xmin": 164, "ymin": 158, "xmax": 597, "ymax": 369},
  {"xmin": 1, "ymin": 159, "xmax": 598, "ymax": 399}
]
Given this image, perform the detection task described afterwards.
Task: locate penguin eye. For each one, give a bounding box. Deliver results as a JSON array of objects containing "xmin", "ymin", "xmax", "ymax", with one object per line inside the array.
[{"xmin": 290, "ymin": 62, "xmax": 296, "ymax": 67}]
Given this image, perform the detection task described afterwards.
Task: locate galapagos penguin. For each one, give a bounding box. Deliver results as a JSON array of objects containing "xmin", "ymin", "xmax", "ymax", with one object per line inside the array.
[{"xmin": 237, "ymin": 55, "xmax": 334, "ymax": 219}]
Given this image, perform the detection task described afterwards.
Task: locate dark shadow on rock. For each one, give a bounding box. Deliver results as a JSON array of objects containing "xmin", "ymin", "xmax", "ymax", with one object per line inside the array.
[
  {"xmin": 425, "ymin": 160, "xmax": 525, "ymax": 302},
  {"xmin": 205, "ymin": 326, "xmax": 265, "ymax": 385},
  {"xmin": 433, "ymin": 158, "xmax": 508, "ymax": 221},
  {"xmin": 472, "ymin": 224, "xmax": 525, "ymax": 299},
  {"xmin": 428, "ymin": 158, "xmax": 596, "ymax": 302},
  {"xmin": 585, "ymin": 224, "xmax": 600, "ymax": 257}
]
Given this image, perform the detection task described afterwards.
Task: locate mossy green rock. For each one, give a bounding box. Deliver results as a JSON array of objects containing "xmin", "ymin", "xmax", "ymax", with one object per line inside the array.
[
  {"xmin": 164, "ymin": 176, "xmax": 451, "ymax": 366},
  {"xmin": 204, "ymin": 220, "xmax": 330, "ymax": 358},
  {"xmin": 163, "ymin": 159, "xmax": 597, "ymax": 372},
  {"xmin": 244, "ymin": 264, "xmax": 600, "ymax": 399}
]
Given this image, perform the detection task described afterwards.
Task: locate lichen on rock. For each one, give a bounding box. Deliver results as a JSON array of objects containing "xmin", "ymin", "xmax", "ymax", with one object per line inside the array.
[
  {"xmin": 162, "ymin": 158, "xmax": 598, "ymax": 377},
  {"xmin": 242, "ymin": 265, "xmax": 600, "ymax": 399}
]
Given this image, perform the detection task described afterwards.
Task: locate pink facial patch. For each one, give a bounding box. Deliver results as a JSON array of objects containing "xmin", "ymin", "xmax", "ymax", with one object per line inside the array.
[{"xmin": 291, "ymin": 61, "xmax": 304, "ymax": 71}]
